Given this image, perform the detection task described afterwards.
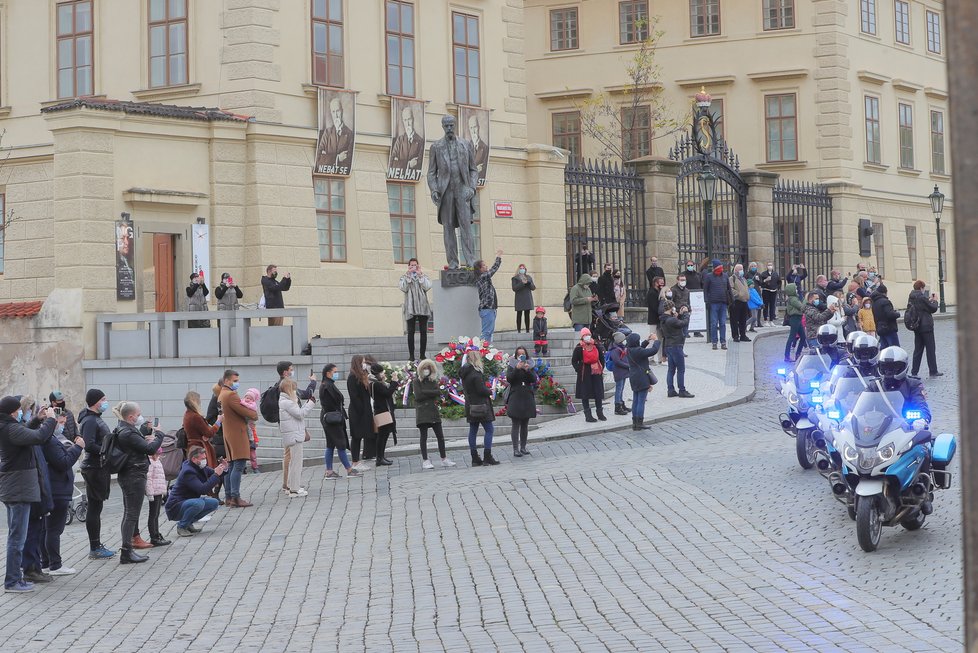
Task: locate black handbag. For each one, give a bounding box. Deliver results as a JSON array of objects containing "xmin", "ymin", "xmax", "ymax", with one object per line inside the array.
[
  {"xmin": 323, "ymin": 411, "xmax": 344, "ymax": 425},
  {"xmin": 468, "ymin": 402, "xmax": 492, "ymax": 420},
  {"xmin": 647, "ymin": 369, "xmax": 658, "ymax": 386}
]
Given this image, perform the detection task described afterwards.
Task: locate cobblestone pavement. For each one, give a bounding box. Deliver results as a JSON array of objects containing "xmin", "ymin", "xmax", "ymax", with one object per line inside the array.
[{"xmin": 0, "ymin": 321, "xmax": 961, "ymax": 652}]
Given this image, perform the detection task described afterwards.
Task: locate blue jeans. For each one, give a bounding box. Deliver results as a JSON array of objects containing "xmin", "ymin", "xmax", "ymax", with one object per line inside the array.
[
  {"xmin": 614, "ymin": 378, "xmax": 626, "ymax": 404},
  {"xmin": 666, "ymin": 345, "xmax": 686, "ymax": 392},
  {"xmin": 879, "ymin": 332, "xmax": 900, "ymax": 348},
  {"xmin": 479, "ymin": 309, "xmax": 497, "ymax": 343},
  {"xmin": 468, "ymin": 421, "xmax": 495, "ymax": 452},
  {"xmin": 5, "ymin": 503, "xmax": 30, "ymax": 588},
  {"xmin": 785, "ymin": 315, "xmax": 806, "ymax": 360},
  {"xmin": 325, "ymin": 447, "xmax": 351, "ymax": 471},
  {"xmin": 573, "ymin": 323, "xmax": 588, "ymax": 332},
  {"xmin": 631, "ymin": 390, "xmax": 649, "ymax": 419},
  {"xmin": 709, "ymin": 303, "xmax": 727, "ymax": 344},
  {"xmin": 177, "ymin": 497, "xmax": 220, "ymax": 529},
  {"xmin": 224, "ymin": 459, "xmax": 246, "ymax": 499}
]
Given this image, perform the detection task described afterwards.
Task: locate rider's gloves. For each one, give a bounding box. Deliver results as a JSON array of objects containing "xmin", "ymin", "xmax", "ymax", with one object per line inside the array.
[{"xmin": 912, "ymin": 419, "xmax": 928, "ymax": 432}]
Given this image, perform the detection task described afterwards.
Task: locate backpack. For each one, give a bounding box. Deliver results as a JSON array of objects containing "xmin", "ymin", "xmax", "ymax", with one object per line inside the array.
[
  {"xmin": 904, "ymin": 301, "xmax": 920, "ymax": 331},
  {"xmin": 260, "ymin": 384, "xmax": 281, "ymax": 423},
  {"xmin": 174, "ymin": 427, "xmax": 188, "ymax": 450},
  {"xmin": 563, "ymin": 292, "xmax": 572, "ymax": 313},
  {"xmin": 100, "ymin": 427, "xmax": 130, "ymax": 474},
  {"xmin": 604, "ymin": 349, "xmax": 615, "ymax": 370}
]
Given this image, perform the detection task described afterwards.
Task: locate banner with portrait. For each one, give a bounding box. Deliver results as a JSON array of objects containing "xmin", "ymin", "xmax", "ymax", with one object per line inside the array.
[
  {"xmin": 314, "ymin": 88, "xmax": 357, "ymax": 177},
  {"xmin": 115, "ymin": 220, "xmax": 135, "ymax": 301},
  {"xmin": 458, "ymin": 106, "xmax": 490, "ymax": 188},
  {"xmin": 387, "ymin": 97, "xmax": 426, "ymax": 182}
]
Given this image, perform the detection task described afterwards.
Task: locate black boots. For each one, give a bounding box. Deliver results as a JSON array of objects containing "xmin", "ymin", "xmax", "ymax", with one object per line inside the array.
[
  {"xmin": 471, "ymin": 451, "xmax": 483, "ymax": 466},
  {"xmin": 595, "ymin": 404, "xmax": 607, "ymax": 421},
  {"xmin": 614, "ymin": 402, "xmax": 629, "ymax": 415},
  {"xmin": 584, "ymin": 409, "xmax": 597, "ymax": 423},
  {"xmin": 632, "ymin": 417, "xmax": 651, "ymax": 431},
  {"xmin": 119, "ymin": 548, "xmax": 149, "ymax": 565},
  {"xmin": 513, "ymin": 446, "xmax": 523, "ymax": 458},
  {"xmin": 483, "ymin": 449, "xmax": 500, "ymax": 466}
]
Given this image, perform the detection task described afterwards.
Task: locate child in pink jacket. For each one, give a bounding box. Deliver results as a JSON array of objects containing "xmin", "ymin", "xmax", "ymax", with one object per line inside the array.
[
  {"xmin": 240, "ymin": 388, "xmax": 262, "ymax": 474},
  {"xmin": 145, "ymin": 450, "xmax": 170, "ymax": 546}
]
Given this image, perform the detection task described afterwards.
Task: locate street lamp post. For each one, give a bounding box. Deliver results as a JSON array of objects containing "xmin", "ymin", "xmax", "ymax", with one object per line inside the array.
[
  {"xmin": 698, "ymin": 169, "xmax": 718, "ymax": 263},
  {"xmin": 928, "ymin": 185, "xmax": 946, "ymax": 313}
]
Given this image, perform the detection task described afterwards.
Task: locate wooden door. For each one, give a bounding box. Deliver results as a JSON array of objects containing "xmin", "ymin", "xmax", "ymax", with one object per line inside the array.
[{"xmin": 153, "ymin": 234, "xmax": 175, "ymax": 312}]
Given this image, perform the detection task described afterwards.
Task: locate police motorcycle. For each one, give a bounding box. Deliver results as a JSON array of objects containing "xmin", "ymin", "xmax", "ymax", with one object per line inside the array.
[
  {"xmin": 776, "ymin": 332, "xmax": 836, "ymax": 470},
  {"xmin": 811, "ymin": 333, "xmax": 878, "ymax": 512},
  {"xmin": 832, "ymin": 347, "xmax": 956, "ymax": 552}
]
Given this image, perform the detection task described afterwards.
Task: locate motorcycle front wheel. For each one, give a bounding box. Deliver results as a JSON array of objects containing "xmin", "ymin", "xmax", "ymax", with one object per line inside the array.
[
  {"xmin": 856, "ymin": 495, "xmax": 883, "ymax": 552},
  {"xmin": 796, "ymin": 430, "xmax": 816, "ymax": 470}
]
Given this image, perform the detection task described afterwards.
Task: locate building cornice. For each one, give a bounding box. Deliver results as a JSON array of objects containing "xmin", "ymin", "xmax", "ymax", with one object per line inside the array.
[
  {"xmin": 924, "ymin": 87, "xmax": 949, "ymax": 100},
  {"xmin": 747, "ymin": 69, "xmax": 809, "ymax": 83},
  {"xmin": 891, "ymin": 79, "xmax": 924, "ymax": 94},
  {"xmin": 534, "ymin": 88, "xmax": 594, "ymax": 101},
  {"xmin": 675, "ymin": 75, "xmax": 736, "ymax": 89},
  {"xmin": 856, "ymin": 70, "xmax": 891, "ymax": 86}
]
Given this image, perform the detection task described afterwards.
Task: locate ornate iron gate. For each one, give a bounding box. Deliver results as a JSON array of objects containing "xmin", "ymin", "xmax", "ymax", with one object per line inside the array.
[
  {"xmin": 564, "ymin": 159, "xmax": 647, "ymax": 307},
  {"xmin": 669, "ymin": 134, "xmax": 748, "ymax": 270},
  {"xmin": 773, "ymin": 180, "xmax": 834, "ymax": 281}
]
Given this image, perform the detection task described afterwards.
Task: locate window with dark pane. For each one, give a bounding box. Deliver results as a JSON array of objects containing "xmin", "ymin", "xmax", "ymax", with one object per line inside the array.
[
  {"xmin": 621, "ymin": 105, "xmax": 651, "ymax": 160},
  {"xmin": 899, "ymin": 102, "xmax": 914, "ymax": 169},
  {"xmin": 549, "ymin": 8, "xmax": 578, "ymax": 51},
  {"xmin": 765, "ymin": 94, "xmax": 797, "ymax": 162},
  {"xmin": 315, "ymin": 178, "xmax": 347, "ymax": 262},
  {"xmin": 148, "ymin": 0, "xmax": 188, "ymax": 88},
  {"xmin": 689, "ymin": 0, "xmax": 720, "ymax": 38},
  {"xmin": 388, "ymin": 183, "xmax": 417, "ymax": 264},
  {"xmin": 894, "ymin": 1, "xmax": 910, "ymax": 45},
  {"xmin": 312, "ymin": 0, "xmax": 344, "ymax": 87},
  {"xmin": 452, "ymin": 12, "xmax": 480, "ymax": 106},
  {"xmin": 865, "ymin": 96, "xmax": 881, "ymax": 164},
  {"xmin": 386, "ymin": 1, "xmax": 415, "ymax": 97},
  {"xmin": 619, "ymin": 1, "xmax": 649, "ymax": 44},
  {"xmin": 552, "ymin": 111, "xmax": 582, "ymax": 159},
  {"xmin": 926, "ymin": 11, "xmax": 942, "ymax": 54},
  {"xmin": 57, "ymin": 1, "xmax": 93, "ymax": 98},
  {"xmin": 763, "ymin": 0, "xmax": 794, "ymax": 30},
  {"xmin": 930, "ymin": 110, "xmax": 945, "ymax": 174}
]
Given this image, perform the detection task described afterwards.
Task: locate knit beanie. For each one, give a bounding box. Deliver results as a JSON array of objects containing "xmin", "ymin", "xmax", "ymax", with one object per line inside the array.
[
  {"xmin": 85, "ymin": 388, "xmax": 106, "ymax": 407},
  {"xmin": 0, "ymin": 396, "xmax": 21, "ymax": 415}
]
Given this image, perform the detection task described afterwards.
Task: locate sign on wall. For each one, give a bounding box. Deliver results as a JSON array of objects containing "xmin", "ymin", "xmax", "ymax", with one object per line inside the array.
[
  {"xmin": 191, "ymin": 223, "xmax": 210, "ymax": 284},
  {"xmin": 493, "ymin": 201, "xmax": 513, "ymax": 218},
  {"xmin": 115, "ymin": 220, "xmax": 135, "ymax": 301},
  {"xmin": 387, "ymin": 97, "xmax": 426, "ymax": 182},
  {"xmin": 314, "ymin": 88, "xmax": 357, "ymax": 177},
  {"xmin": 458, "ymin": 105, "xmax": 490, "ymax": 188}
]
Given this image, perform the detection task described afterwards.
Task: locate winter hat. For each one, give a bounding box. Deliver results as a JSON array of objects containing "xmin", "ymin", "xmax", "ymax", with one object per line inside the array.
[
  {"xmin": 534, "ymin": 306, "xmax": 546, "ymax": 315},
  {"xmin": 579, "ymin": 327, "xmax": 592, "ymax": 339},
  {"xmin": 626, "ymin": 332, "xmax": 641, "ymax": 347},
  {"xmin": 0, "ymin": 396, "xmax": 21, "ymax": 415},
  {"xmin": 612, "ymin": 331, "xmax": 627, "ymax": 345},
  {"xmin": 876, "ymin": 284, "xmax": 888, "ymax": 295},
  {"xmin": 49, "ymin": 390, "xmax": 64, "ymax": 404},
  {"xmin": 711, "ymin": 258, "xmax": 722, "ymax": 268},
  {"xmin": 85, "ymin": 388, "xmax": 106, "ymax": 407}
]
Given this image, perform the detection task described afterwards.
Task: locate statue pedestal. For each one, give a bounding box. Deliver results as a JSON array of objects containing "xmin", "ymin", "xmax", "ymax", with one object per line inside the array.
[{"xmin": 433, "ymin": 272, "xmax": 482, "ymax": 345}]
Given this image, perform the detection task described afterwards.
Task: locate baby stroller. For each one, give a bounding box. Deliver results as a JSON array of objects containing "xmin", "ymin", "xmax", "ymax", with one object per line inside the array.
[
  {"xmin": 591, "ymin": 302, "xmax": 628, "ymax": 349},
  {"xmin": 160, "ymin": 430, "xmax": 186, "ymax": 489}
]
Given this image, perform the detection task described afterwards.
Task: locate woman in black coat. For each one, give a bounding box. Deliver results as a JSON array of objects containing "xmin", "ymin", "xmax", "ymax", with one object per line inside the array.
[
  {"xmin": 908, "ymin": 281, "xmax": 942, "ymax": 377},
  {"xmin": 506, "ymin": 346, "xmax": 538, "ymax": 458},
  {"xmin": 112, "ymin": 402, "xmax": 164, "ymax": 565},
  {"xmin": 347, "ymin": 354, "xmax": 375, "ymax": 469},
  {"xmin": 461, "ymin": 350, "xmax": 498, "ymax": 466},
  {"xmin": 571, "ymin": 328, "xmax": 606, "ymax": 423},
  {"xmin": 414, "ymin": 359, "xmax": 453, "ymax": 468},
  {"xmin": 320, "ymin": 363, "xmax": 357, "ymax": 479},
  {"xmin": 369, "ymin": 363, "xmax": 397, "ymax": 467},
  {"xmin": 41, "ymin": 427, "xmax": 84, "ymax": 575},
  {"xmin": 646, "ymin": 276, "xmax": 665, "ymax": 326}
]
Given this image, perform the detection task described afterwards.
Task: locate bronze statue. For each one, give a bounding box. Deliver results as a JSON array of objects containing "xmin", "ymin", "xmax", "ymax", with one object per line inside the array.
[{"xmin": 427, "ymin": 114, "xmax": 479, "ymax": 269}]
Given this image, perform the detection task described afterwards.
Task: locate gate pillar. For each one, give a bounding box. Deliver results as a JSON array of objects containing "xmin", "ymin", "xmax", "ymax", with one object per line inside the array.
[
  {"xmin": 742, "ymin": 169, "xmax": 779, "ymax": 267},
  {"xmin": 823, "ymin": 181, "xmax": 866, "ymax": 275},
  {"xmin": 632, "ymin": 156, "xmax": 681, "ymax": 269}
]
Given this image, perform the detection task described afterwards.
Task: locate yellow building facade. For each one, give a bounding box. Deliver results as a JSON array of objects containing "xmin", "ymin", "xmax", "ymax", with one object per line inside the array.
[
  {"xmin": 0, "ymin": 0, "xmax": 569, "ymax": 375},
  {"xmin": 525, "ymin": 0, "xmax": 954, "ymax": 302}
]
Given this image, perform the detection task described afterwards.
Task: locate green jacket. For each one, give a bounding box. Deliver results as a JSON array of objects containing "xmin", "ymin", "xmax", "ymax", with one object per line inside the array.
[
  {"xmin": 784, "ymin": 283, "xmax": 803, "ymax": 317},
  {"xmin": 569, "ymin": 274, "xmax": 594, "ymax": 325}
]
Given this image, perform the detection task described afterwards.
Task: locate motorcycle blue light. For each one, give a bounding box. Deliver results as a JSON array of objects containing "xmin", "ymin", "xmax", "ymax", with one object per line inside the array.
[
  {"xmin": 905, "ymin": 410, "xmax": 922, "ymax": 420},
  {"xmin": 809, "ymin": 381, "xmax": 821, "ymax": 389},
  {"xmin": 777, "ymin": 368, "xmax": 786, "ymax": 376},
  {"xmin": 811, "ymin": 394, "xmax": 823, "ymax": 404},
  {"xmin": 827, "ymin": 410, "xmax": 841, "ymax": 419}
]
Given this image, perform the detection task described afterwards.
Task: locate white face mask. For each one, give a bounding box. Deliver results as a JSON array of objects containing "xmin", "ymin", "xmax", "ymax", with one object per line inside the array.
[
  {"xmin": 679, "ymin": 281, "xmax": 687, "ymax": 288},
  {"xmin": 583, "ymin": 336, "xmax": 593, "ymax": 343},
  {"xmin": 590, "ymin": 276, "xmax": 598, "ymax": 283},
  {"xmin": 666, "ymin": 292, "xmax": 673, "ymax": 298},
  {"xmin": 196, "ymin": 459, "xmax": 207, "ymax": 469},
  {"xmin": 135, "ymin": 415, "xmax": 146, "ymax": 427},
  {"xmin": 55, "ymin": 424, "xmax": 65, "ymax": 437}
]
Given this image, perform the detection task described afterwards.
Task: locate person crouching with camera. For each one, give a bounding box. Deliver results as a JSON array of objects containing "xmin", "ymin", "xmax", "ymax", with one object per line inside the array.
[{"xmin": 165, "ymin": 447, "xmax": 227, "ymax": 537}]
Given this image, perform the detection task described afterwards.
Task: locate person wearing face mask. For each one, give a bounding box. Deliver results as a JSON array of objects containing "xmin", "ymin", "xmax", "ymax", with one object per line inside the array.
[
  {"xmin": 19, "ymin": 397, "xmax": 56, "ymax": 585},
  {"xmin": 400, "ymin": 258, "xmax": 433, "ymax": 360},
  {"xmin": 572, "ymin": 328, "xmax": 607, "ymax": 423},
  {"xmin": 701, "ymin": 259, "xmax": 730, "ymax": 350},
  {"xmin": 278, "ymin": 377, "xmax": 317, "ymax": 495},
  {"xmin": 0, "ymin": 397, "xmax": 58, "ymax": 593},
  {"xmin": 511, "ymin": 264, "xmax": 537, "ymax": 334},
  {"xmin": 413, "ymin": 359, "xmax": 455, "ymax": 469},
  {"xmin": 612, "ymin": 269, "xmax": 626, "ymax": 315},
  {"xmin": 110, "ymin": 401, "xmax": 164, "ymax": 564},
  {"xmin": 215, "ymin": 272, "xmax": 243, "ymax": 311},
  {"xmin": 320, "ymin": 364, "xmax": 361, "ymax": 478},
  {"xmin": 165, "ymin": 446, "xmax": 227, "ymax": 537},
  {"xmin": 218, "ymin": 369, "xmax": 259, "ymax": 507},
  {"xmin": 646, "ymin": 276, "xmax": 666, "ymax": 348},
  {"xmin": 368, "ymin": 363, "xmax": 399, "ymax": 468},
  {"xmin": 906, "ymin": 280, "xmax": 942, "ymax": 378},
  {"xmin": 870, "ymin": 283, "xmax": 901, "ymax": 348},
  {"xmin": 569, "ymin": 274, "xmax": 597, "ymax": 332},
  {"xmin": 758, "ymin": 262, "xmax": 781, "ymax": 325},
  {"xmin": 588, "ymin": 270, "xmax": 601, "ymax": 306},
  {"xmin": 347, "ymin": 354, "xmax": 377, "ymax": 471},
  {"xmin": 802, "ymin": 292, "xmax": 832, "ymax": 344},
  {"xmin": 670, "ymin": 275, "xmax": 691, "ymax": 338},
  {"xmin": 645, "ymin": 257, "xmax": 665, "ymax": 290},
  {"xmin": 185, "ymin": 272, "xmax": 210, "ymax": 328},
  {"xmin": 857, "ymin": 296, "xmax": 877, "ymax": 337},
  {"xmin": 47, "ymin": 391, "xmax": 77, "ymax": 441},
  {"xmin": 596, "ymin": 263, "xmax": 616, "ymax": 308},
  {"xmin": 661, "ymin": 301, "xmax": 694, "ymax": 399},
  {"xmin": 38, "ymin": 411, "xmax": 85, "ymax": 577},
  {"xmin": 728, "ymin": 263, "xmax": 751, "ymax": 343},
  {"xmin": 261, "ymin": 264, "xmax": 292, "ymax": 326},
  {"xmin": 506, "ymin": 347, "xmax": 538, "ymax": 457},
  {"xmin": 78, "ymin": 388, "xmax": 116, "ymax": 560},
  {"xmin": 785, "ymin": 262, "xmax": 808, "ymax": 294}
]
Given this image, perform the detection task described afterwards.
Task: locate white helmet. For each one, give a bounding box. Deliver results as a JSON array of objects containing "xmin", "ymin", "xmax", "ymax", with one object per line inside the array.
[
  {"xmin": 852, "ymin": 334, "xmax": 880, "ymax": 365},
  {"xmin": 845, "ymin": 330, "xmax": 867, "ymax": 354},
  {"xmin": 816, "ymin": 324, "xmax": 839, "ymax": 346},
  {"xmin": 878, "ymin": 346, "xmax": 910, "ymax": 382}
]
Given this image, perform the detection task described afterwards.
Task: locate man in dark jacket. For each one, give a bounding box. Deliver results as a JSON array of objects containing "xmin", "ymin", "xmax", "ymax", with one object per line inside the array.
[
  {"xmin": 701, "ymin": 260, "xmax": 729, "ymax": 350},
  {"xmin": 645, "ymin": 256, "xmax": 665, "ymax": 290},
  {"xmin": 625, "ymin": 332, "xmax": 660, "ymax": 431},
  {"xmin": 908, "ymin": 280, "xmax": 942, "ymax": 378},
  {"xmin": 166, "ymin": 447, "xmax": 226, "ymax": 537},
  {"xmin": 39, "ymin": 426, "xmax": 84, "ymax": 576},
  {"xmin": 679, "ymin": 262, "xmax": 705, "ymax": 338},
  {"xmin": 758, "ymin": 262, "xmax": 781, "ymax": 324},
  {"xmin": 574, "ymin": 244, "xmax": 595, "ymax": 280},
  {"xmin": 661, "ymin": 302, "xmax": 694, "ymax": 399},
  {"xmin": 78, "ymin": 388, "xmax": 115, "ymax": 560},
  {"xmin": 0, "ymin": 397, "xmax": 57, "ymax": 593},
  {"xmin": 597, "ymin": 263, "xmax": 616, "ymax": 306},
  {"xmin": 826, "ymin": 269, "xmax": 849, "ymax": 294},
  {"xmin": 871, "ymin": 284, "xmax": 902, "ymax": 348},
  {"xmin": 262, "ymin": 264, "xmax": 292, "ymax": 326}
]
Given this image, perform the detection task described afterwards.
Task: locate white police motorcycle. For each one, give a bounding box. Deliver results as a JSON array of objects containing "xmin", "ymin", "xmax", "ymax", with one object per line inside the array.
[
  {"xmin": 833, "ymin": 347, "xmax": 956, "ymax": 552},
  {"xmin": 777, "ymin": 340, "xmax": 834, "ymax": 470}
]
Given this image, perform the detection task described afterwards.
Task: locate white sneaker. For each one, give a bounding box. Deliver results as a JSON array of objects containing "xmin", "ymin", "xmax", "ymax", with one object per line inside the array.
[
  {"xmin": 440, "ymin": 458, "xmax": 457, "ymax": 467},
  {"xmin": 197, "ymin": 515, "xmax": 212, "ymax": 522},
  {"xmin": 295, "ymin": 488, "xmax": 308, "ymax": 497},
  {"xmin": 422, "ymin": 459, "xmax": 434, "ymax": 469},
  {"xmin": 355, "ymin": 462, "xmax": 371, "ymax": 472},
  {"xmin": 288, "ymin": 491, "xmax": 305, "ymax": 498},
  {"xmin": 47, "ymin": 567, "xmax": 77, "ymax": 576}
]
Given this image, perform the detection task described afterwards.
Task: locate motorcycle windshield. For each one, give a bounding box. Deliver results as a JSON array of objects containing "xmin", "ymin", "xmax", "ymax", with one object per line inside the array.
[
  {"xmin": 850, "ymin": 390, "xmax": 906, "ymax": 447},
  {"xmin": 792, "ymin": 355, "xmax": 830, "ymax": 395},
  {"xmin": 832, "ymin": 375, "xmax": 867, "ymax": 414}
]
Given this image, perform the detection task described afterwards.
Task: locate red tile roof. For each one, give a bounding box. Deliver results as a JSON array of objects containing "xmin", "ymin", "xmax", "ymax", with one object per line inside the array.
[
  {"xmin": 41, "ymin": 98, "xmax": 252, "ymax": 123},
  {"xmin": 0, "ymin": 301, "xmax": 43, "ymax": 319}
]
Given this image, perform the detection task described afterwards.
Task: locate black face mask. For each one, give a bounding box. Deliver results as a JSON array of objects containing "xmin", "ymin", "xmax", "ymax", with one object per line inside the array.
[{"xmin": 271, "ymin": 272, "xmax": 278, "ymax": 279}]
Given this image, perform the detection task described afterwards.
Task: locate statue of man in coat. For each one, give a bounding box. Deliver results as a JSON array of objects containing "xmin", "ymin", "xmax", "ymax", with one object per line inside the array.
[{"xmin": 427, "ymin": 114, "xmax": 479, "ymax": 269}]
